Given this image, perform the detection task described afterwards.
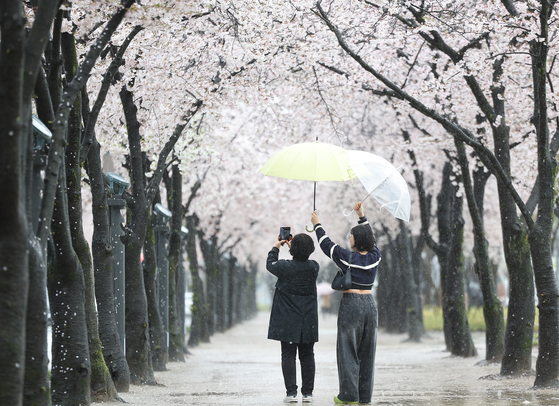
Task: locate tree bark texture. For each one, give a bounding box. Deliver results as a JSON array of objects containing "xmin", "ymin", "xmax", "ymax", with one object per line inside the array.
[
  {"xmin": 143, "ymin": 214, "xmax": 168, "ymax": 371},
  {"xmin": 438, "ymin": 162, "xmax": 477, "ymax": 357},
  {"xmin": 120, "ymin": 87, "xmax": 198, "ymax": 381},
  {"xmin": 23, "ymin": 63, "xmax": 58, "ymax": 406},
  {"xmin": 120, "ymin": 88, "xmax": 155, "ymax": 384},
  {"xmin": 61, "ymin": 31, "xmax": 118, "ymax": 402},
  {"xmin": 186, "ymin": 214, "xmax": 208, "ymax": 346},
  {"xmin": 86, "ymin": 132, "xmax": 131, "ymax": 391},
  {"xmin": 48, "ymin": 158, "xmax": 91, "ymax": 406},
  {"xmin": 79, "ymin": 26, "xmax": 143, "ymax": 392},
  {"xmin": 198, "ymin": 233, "xmax": 218, "ymax": 338},
  {"xmin": 529, "ymin": 27, "xmax": 559, "ymax": 387},
  {"xmin": 82, "ymin": 87, "xmax": 130, "ymax": 393},
  {"xmin": 456, "ymin": 139, "xmax": 505, "ymax": 362},
  {"xmin": 24, "ymin": 243, "xmax": 50, "ymax": 406},
  {"xmin": 216, "ymin": 255, "xmax": 228, "ymax": 333},
  {"xmin": 166, "ymin": 165, "xmax": 186, "ymax": 362},
  {"xmin": 398, "ymin": 221, "xmax": 422, "ymax": 342},
  {"xmin": 377, "ymin": 236, "xmax": 407, "ymax": 333},
  {"xmin": 226, "ymin": 254, "xmax": 236, "ymax": 330},
  {"xmin": 379, "ymin": 230, "xmax": 407, "ymax": 334},
  {"xmin": 0, "ymin": 2, "xmax": 29, "ymax": 404},
  {"xmin": 493, "ymin": 124, "xmax": 535, "ymax": 375}
]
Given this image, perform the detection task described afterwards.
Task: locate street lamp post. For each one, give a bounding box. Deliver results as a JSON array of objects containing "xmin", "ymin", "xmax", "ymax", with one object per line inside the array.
[
  {"xmin": 106, "ymin": 172, "xmax": 129, "ymax": 354},
  {"xmin": 155, "ymin": 203, "xmax": 172, "ymax": 352}
]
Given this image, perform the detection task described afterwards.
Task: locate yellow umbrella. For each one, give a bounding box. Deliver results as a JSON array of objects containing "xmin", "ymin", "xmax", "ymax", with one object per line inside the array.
[
  {"xmin": 259, "ymin": 142, "xmax": 357, "ymax": 229},
  {"xmin": 259, "ymin": 141, "xmax": 356, "ymax": 182}
]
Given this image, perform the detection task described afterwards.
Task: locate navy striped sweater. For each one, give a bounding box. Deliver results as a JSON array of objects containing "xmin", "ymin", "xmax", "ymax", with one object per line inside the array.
[{"xmin": 314, "ymin": 216, "xmax": 381, "ymax": 290}]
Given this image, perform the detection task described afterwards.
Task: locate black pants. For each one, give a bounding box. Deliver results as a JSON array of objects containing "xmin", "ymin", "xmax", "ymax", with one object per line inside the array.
[
  {"xmin": 336, "ymin": 293, "xmax": 378, "ymax": 403},
  {"xmin": 281, "ymin": 341, "xmax": 315, "ymax": 396}
]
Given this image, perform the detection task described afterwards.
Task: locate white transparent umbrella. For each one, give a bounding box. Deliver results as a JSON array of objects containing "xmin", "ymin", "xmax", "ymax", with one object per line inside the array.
[{"xmin": 344, "ymin": 150, "xmax": 411, "ymax": 222}]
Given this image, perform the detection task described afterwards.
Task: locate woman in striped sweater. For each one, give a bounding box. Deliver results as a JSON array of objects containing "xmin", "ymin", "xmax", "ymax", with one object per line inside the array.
[{"xmin": 310, "ymin": 202, "xmax": 381, "ymax": 406}]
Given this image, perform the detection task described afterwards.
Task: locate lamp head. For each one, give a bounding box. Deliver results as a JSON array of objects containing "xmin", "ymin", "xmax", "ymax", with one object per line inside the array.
[
  {"xmin": 106, "ymin": 172, "xmax": 129, "ymax": 195},
  {"xmin": 155, "ymin": 203, "xmax": 172, "ymax": 224},
  {"xmin": 32, "ymin": 115, "xmax": 52, "ymax": 151}
]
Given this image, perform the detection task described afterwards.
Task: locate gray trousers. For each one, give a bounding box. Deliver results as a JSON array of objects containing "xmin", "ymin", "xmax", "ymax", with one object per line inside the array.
[{"xmin": 336, "ymin": 293, "xmax": 378, "ymax": 403}]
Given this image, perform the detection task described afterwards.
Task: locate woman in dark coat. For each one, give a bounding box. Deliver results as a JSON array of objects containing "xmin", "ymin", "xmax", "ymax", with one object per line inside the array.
[{"xmin": 266, "ymin": 233, "xmax": 319, "ymax": 404}]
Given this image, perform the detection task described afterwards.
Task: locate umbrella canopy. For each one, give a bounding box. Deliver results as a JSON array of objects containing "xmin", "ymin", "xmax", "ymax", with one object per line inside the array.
[
  {"xmin": 259, "ymin": 141, "xmax": 356, "ymax": 182},
  {"xmin": 259, "ymin": 141, "xmax": 357, "ymax": 219},
  {"xmin": 347, "ymin": 150, "xmax": 411, "ymax": 222}
]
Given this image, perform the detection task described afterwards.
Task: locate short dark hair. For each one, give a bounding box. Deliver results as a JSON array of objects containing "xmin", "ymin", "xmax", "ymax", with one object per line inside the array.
[
  {"xmin": 289, "ymin": 233, "xmax": 315, "ymax": 261},
  {"xmin": 351, "ymin": 224, "xmax": 375, "ymax": 252}
]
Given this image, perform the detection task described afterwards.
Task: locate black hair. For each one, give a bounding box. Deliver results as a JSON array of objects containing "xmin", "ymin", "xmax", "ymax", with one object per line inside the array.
[
  {"xmin": 350, "ymin": 224, "xmax": 375, "ymax": 252},
  {"xmin": 289, "ymin": 233, "xmax": 315, "ymax": 261}
]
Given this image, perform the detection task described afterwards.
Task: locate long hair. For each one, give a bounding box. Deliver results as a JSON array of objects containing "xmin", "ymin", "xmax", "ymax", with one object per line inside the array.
[
  {"xmin": 289, "ymin": 233, "xmax": 315, "ymax": 261},
  {"xmin": 351, "ymin": 224, "xmax": 375, "ymax": 252}
]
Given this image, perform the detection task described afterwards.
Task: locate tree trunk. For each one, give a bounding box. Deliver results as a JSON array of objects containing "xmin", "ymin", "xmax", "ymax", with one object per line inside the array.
[
  {"xmin": 166, "ymin": 165, "xmax": 186, "ymax": 362},
  {"xmin": 23, "ymin": 80, "xmax": 53, "ymax": 406},
  {"xmin": 124, "ymin": 233, "xmax": 156, "ymax": 384},
  {"xmin": 0, "ymin": 2, "xmax": 29, "ymax": 404},
  {"xmin": 216, "ymin": 255, "xmax": 227, "ymax": 333},
  {"xmin": 61, "ymin": 31, "xmax": 118, "ymax": 402},
  {"xmin": 86, "ymin": 132, "xmax": 130, "ymax": 391},
  {"xmin": 80, "ymin": 26, "xmax": 142, "ymax": 394},
  {"xmin": 198, "ymin": 234, "xmax": 218, "ymax": 338},
  {"xmin": 456, "ymin": 139, "xmax": 505, "ymax": 362},
  {"xmin": 24, "ymin": 243, "xmax": 50, "ymax": 406},
  {"xmin": 382, "ymin": 232, "xmax": 408, "ymax": 334},
  {"xmin": 227, "ymin": 254, "xmax": 236, "ymax": 330},
  {"xmin": 530, "ymin": 30, "xmax": 559, "ymax": 387},
  {"xmin": 120, "ymin": 87, "xmax": 199, "ymax": 381},
  {"xmin": 398, "ymin": 221, "xmax": 422, "ymax": 342},
  {"xmin": 411, "ymin": 235, "xmax": 426, "ymax": 334},
  {"xmin": 120, "ymin": 88, "xmax": 155, "ymax": 385},
  {"xmin": 438, "ymin": 162, "xmax": 477, "ymax": 357},
  {"xmin": 186, "ymin": 214, "xmax": 208, "ymax": 346},
  {"xmin": 48, "ymin": 156, "xmax": 91, "ymax": 406},
  {"xmin": 247, "ymin": 258, "xmax": 259, "ymax": 318},
  {"xmin": 493, "ymin": 128, "xmax": 535, "ymax": 375},
  {"xmin": 143, "ymin": 213, "xmax": 168, "ymax": 371}
]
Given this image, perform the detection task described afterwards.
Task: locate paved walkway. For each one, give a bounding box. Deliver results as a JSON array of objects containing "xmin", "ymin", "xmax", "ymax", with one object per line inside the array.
[{"xmin": 121, "ymin": 311, "xmax": 557, "ymax": 406}]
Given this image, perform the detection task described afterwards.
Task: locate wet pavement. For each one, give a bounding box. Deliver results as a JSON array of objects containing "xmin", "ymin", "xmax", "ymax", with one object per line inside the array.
[{"xmin": 119, "ymin": 311, "xmax": 559, "ymax": 405}]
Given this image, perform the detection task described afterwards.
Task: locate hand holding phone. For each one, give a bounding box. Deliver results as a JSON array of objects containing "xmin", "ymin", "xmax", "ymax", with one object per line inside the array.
[{"xmin": 279, "ymin": 227, "xmax": 291, "ymax": 245}]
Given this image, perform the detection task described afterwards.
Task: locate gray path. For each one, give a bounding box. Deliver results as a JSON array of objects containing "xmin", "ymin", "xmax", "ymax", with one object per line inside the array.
[{"xmin": 121, "ymin": 312, "xmax": 558, "ymax": 405}]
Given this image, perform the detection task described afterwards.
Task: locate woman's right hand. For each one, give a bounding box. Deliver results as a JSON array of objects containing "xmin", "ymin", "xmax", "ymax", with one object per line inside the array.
[
  {"xmin": 311, "ymin": 211, "xmax": 320, "ymax": 226},
  {"xmin": 354, "ymin": 202, "xmax": 365, "ymax": 217}
]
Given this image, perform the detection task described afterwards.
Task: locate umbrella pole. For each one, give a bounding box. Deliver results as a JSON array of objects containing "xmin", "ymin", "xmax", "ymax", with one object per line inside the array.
[
  {"xmin": 313, "ymin": 181, "xmax": 316, "ymax": 212},
  {"xmin": 306, "ymin": 182, "xmax": 317, "ymax": 232}
]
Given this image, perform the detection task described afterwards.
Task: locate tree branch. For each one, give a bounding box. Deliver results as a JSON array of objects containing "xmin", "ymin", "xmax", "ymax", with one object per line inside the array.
[
  {"xmin": 314, "ymin": 1, "xmax": 535, "ymax": 230},
  {"xmin": 81, "ymin": 25, "xmax": 144, "ymax": 163},
  {"xmin": 38, "ymin": 0, "xmax": 137, "ymax": 243},
  {"xmin": 145, "ymin": 99, "xmax": 203, "ymax": 205}
]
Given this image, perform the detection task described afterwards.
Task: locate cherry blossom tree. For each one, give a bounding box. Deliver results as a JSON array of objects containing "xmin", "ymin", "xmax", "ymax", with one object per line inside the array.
[{"xmin": 312, "ymin": 0, "xmax": 557, "ymax": 386}]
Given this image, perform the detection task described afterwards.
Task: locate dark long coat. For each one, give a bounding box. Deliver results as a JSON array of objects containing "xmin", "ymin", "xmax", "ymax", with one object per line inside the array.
[{"xmin": 266, "ymin": 247, "xmax": 319, "ymax": 343}]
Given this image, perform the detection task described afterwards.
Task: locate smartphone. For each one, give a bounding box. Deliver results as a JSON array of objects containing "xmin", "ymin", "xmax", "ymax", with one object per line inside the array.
[{"xmin": 279, "ymin": 227, "xmax": 291, "ymax": 241}]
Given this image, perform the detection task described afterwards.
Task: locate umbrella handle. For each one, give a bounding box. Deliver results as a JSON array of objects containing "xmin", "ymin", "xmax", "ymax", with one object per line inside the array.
[
  {"xmin": 306, "ymin": 224, "xmax": 315, "ymax": 232},
  {"xmin": 343, "ymin": 194, "xmax": 373, "ymax": 217}
]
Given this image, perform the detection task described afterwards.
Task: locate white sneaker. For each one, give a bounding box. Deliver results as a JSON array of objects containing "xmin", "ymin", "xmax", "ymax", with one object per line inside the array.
[
  {"xmin": 302, "ymin": 394, "xmax": 314, "ymax": 403},
  {"xmin": 283, "ymin": 395, "xmax": 297, "ymax": 403}
]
